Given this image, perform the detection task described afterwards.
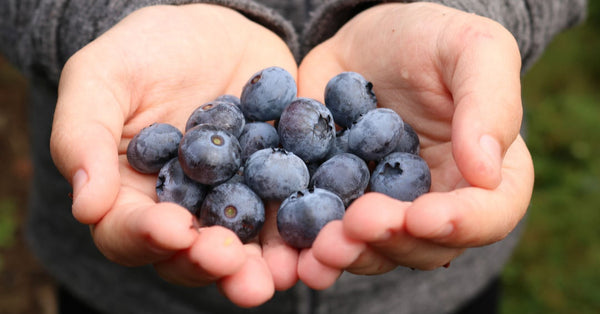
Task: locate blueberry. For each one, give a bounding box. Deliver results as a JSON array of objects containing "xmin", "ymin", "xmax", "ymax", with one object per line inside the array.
[
  {"xmin": 311, "ymin": 153, "xmax": 370, "ymax": 207},
  {"xmin": 393, "ymin": 122, "xmax": 420, "ymax": 155},
  {"xmin": 156, "ymin": 158, "xmax": 207, "ymax": 215},
  {"xmin": 185, "ymin": 100, "xmax": 245, "ymax": 137},
  {"xmin": 348, "ymin": 108, "xmax": 404, "ymax": 161},
  {"xmin": 370, "ymin": 152, "xmax": 431, "ymax": 201},
  {"xmin": 278, "ymin": 97, "xmax": 336, "ymax": 163},
  {"xmin": 305, "ymin": 161, "xmax": 322, "ymax": 179},
  {"xmin": 244, "ymin": 148, "xmax": 309, "ymax": 201},
  {"xmin": 238, "ymin": 122, "xmax": 280, "ymax": 162},
  {"xmin": 240, "ymin": 66, "xmax": 297, "ymax": 121},
  {"xmin": 223, "ymin": 166, "xmax": 246, "ymax": 185},
  {"xmin": 178, "ymin": 124, "xmax": 242, "ymax": 185},
  {"xmin": 214, "ymin": 94, "xmax": 241, "ymax": 109},
  {"xmin": 199, "ymin": 182, "xmax": 265, "ymax": 243},
  {"xmin": 324, "ymin": 128, "xmax": 350, "ymax": 160},
  {"xmin": 324, "ymin": 72, "xmax": 377, "ymax": 128},
  {"xmin": 277, "ymin": 188, "xmax": 345, "ymax": 249},
  {"xmin": 126, "ymin": 123, "xmax": 182, "ymax": 174}
]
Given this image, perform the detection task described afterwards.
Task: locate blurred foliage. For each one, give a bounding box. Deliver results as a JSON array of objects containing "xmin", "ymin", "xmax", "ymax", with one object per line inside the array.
[
  {"xmin": 0, "ymin": 199, "xmax": 18, "ymax": 271},
  {"xmin": 0, "ymin": 199, "xmax": 17, "ymax": 248},
  {"xmin": 501, "ymin": 2, "xmax": 600, "ymax": 314}
]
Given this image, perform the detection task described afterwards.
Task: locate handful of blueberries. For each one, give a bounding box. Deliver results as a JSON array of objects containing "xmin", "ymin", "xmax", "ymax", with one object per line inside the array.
[{"xmin": 126, "ymin": 67, "xmax": 431, "ymax": 248}]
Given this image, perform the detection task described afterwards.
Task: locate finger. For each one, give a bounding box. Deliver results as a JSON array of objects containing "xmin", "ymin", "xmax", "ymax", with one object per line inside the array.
[
  {"xmin": 297, "ymin": 249, "xmax": 342, "ymax": 290},
  {"xmin": 342, "ymin": 193, "xmax": 409, "ymax": 243},
  {"xmin": 362, "ymin": 232, "xmax": 463, "ymax": 271},
  {"xmin": 441, "ymin": 19, "xmax": 523, "ymax": 189},
  {"xmin": 91, "ymin": 189, "xmax": 198, "ymax": 266},
  {"xmin": 297, "ymin": 41, "xmax": 345, "ymax": 102},
  {"xmin": 406, "ymin": 136, "xmax": 534, "ymax": 246},
  {"xmin": 341, "ymin": 194, "xmax": 460, "ymax": 271},
  {"xmin": 311, "ymin": 220, "xmax": 366, "ymax": 269},
  {"xmin": 311, "ymin": 220, "xmax": 398, "ymax": 274},
  {"xmin": 260, "ymin": 201, "xmax": 299, "ymax": 291},
  {"xmin": 218, "ymin": 244, "xmax": 275, "ymax": 308},
  {"xmin": 154, "ymin": 250, "xmax": 213, "ymax": 287},
  {"xmin": 51, "ymin": 56, "xmax": 127, "ymax": 225},
  {"xmin": 344, "ymin": 248, "xmax": 399, "ymax": 275},
  {"xmin": 154, "ymin": 226, "xmax": 247, "ymax": 286}
]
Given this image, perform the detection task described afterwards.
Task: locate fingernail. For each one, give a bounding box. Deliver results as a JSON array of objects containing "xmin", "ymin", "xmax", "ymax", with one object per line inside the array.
[
  {"xmin": 479, "ymin": 134, "xmax": 501, "ymax": 169},
  {"xmin": 72, "ymin": 169, "xmax": 88, "ymax": 200}
]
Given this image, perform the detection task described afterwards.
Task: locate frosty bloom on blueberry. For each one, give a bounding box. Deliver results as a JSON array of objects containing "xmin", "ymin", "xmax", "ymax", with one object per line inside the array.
[
  {"xmin": 126, "ymin": 123, "xmax": 182, "ymax": 174},
  {"xmin": 278, "ymin": 97, "xmax": 336, "ymax": 163},
  {"xmin": 178, "ymin": 124, "xmax": 241, "ymax": 186},
  {"xmin": 156, "ymin": 158, "xmax": 207, "ymax": 215},
  {"xmin": 200, "ymin": 182, "xmax": 265, "ymax": 243},
  {"xmin": 311, "ymin": 153, "xmax": 370, "ymax": 207},
  {"xmin": 238, "ymin": 122, "xmax": 280, "ymax": 162},
  {"xmin": 244, "ymin": 148, "xmax": 310, "ymax": 201},
  {"xmin": 277, "ymin": 187, "xmax": 345, "ymax": 249},
  {"xmin": 348, "ymin": 108, "xmax": 404, "ymax": 161},
  {"xmin": 185, "ymin": 99, "xmax": 245, "ymax": 137},
  {"xmin": 324, "ymin": 71, "xmax": 377, "ymax": 129},
  {"xmin": 370, "ymin": 152, "xmax": 431, "ymax": 202},
  {"xmin": 240, "ymin": 66, "xmax": 297, "ymax": 121}
]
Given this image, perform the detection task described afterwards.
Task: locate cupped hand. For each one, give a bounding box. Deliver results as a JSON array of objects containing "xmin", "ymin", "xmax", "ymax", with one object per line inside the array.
[
  {"xmin": 50, "ymin": 4, "xmax": 298, "ymax": 307},
  {"xmin": 297, "ymin": 2, "xmax": 534, "ymax": 289}
]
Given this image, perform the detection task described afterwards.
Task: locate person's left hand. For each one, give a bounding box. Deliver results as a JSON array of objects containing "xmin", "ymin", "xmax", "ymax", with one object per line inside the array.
[{"xmin": 295, "ymin": 2, "xmax": 535, "ymax": 289}]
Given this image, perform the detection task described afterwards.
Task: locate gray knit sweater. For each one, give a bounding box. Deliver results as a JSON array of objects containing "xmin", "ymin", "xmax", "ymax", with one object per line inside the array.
[{"xmin": 0, "ymin": 1, "xmax": 587, "ymax": 313}]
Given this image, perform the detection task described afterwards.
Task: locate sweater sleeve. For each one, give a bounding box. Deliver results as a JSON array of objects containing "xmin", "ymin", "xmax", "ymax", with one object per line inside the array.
[
  {"xmin": 0, "ymin": 0, "xmax": 298, "ymax": 83},
  {"xmin": 301, "ymin": 0, "xmax": 588, "ymax": 72}
]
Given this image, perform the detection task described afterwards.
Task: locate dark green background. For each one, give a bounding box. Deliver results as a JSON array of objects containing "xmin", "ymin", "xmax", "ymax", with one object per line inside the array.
[{"xmin": 502, "ymin": 2, "xmax": 600, "ymax": 313}]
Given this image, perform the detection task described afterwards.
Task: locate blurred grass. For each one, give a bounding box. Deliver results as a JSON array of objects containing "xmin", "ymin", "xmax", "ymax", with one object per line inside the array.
[
  {"xmin": 0, "ymin": 199, "xmax": 18, "ymax": 271},
  {"xmin": 501, "ymin": 2, "xmax": 600, "ymax": 314},
  {"xmin": 0, "ymin": 199, "xmax": 18, "ymax": 248}
]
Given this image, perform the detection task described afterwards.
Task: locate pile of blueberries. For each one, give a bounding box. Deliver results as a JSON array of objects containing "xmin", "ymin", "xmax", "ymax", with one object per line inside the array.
[{"xmin": 126, "ymin": 67, "xmax": 431, "ymax": 248}]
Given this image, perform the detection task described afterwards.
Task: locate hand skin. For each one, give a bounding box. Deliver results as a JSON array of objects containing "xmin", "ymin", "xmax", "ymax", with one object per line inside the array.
[
  {"xmin": 49, "ymin": 4, "xmax": 299, "ymax": 307},
  {"xmin": 297, "ymin": 2, "xmax": 534, "ymax": 289}
]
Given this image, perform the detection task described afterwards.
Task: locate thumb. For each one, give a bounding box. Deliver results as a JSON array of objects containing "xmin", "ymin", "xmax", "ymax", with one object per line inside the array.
[
  {"xmin": 50, "ymin": 58, "xmax": 125, "ymax": 225},
  {"xmin": 446, "ymin": 24, "xmax": 523, "ymax": 189},
  {"xmin": 297, "ymin": 42, "xmax": 345, "ymax": 102}
]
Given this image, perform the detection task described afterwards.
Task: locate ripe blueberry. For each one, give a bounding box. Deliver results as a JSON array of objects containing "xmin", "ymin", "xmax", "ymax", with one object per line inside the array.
[
  {"xmin": 278, "ymin": 97, "xmax": 336, "ymax": 163},
  {"xmin": 185, "ymin": 100, "xmax": 245, "ymax": 137},
  {"xmin": 199, "ymin": 182, "xmax": 265, "ymax": 243},
  {"xmin": 238, "ymin": 122, "xmax": 280, "ymax": 162},
  {"xmin": 324, "ymin": 71, "xmax": 377, "ymax": 128},
  {"xmin": 348, "ymin": 108, "xmax": 404, "ymax": 161},
  {"xmin": 311, "ymin": 153, "xmax": 370, "ymax": 207},
  {"xmin": 240, "ymin": 66, "xmax": 297, "ymax": 121},
  {"xmin": 156, "ymin": 158, "xmax": 207, "ymax": 215},
  {"xmin": 244, "ymin": 148, "xmax": 309, "ymax": 201},
  {"xmin": 178, "ymin": 124, "xmax": 241, "ymax": 185},
  {"xmin": 214, "ymin": 94, "xmax": 241, "ymax": 109},
  {"xmin": 324, "ymin": 128, "xmax": 350, "ymax": 160},
  {"xmin": 126, "ymin": 123, "xmax": 182, "ymax": 174},
  {"xmin": 277, "ymin": 188, "xmax": 345, "ymax": 249},
  {"xmin": 370, "ymin": 152, "xmax": 431, "ymax": 201},
  {"xmin": 394, "ymin": 122, "xmax": 420, "ymax": 155}
]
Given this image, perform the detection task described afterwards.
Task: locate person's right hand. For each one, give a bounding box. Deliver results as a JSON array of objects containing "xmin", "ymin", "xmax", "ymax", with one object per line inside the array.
[{"xmin": 50, "ymin": 4, "xmax": 298, "ymax": 307}]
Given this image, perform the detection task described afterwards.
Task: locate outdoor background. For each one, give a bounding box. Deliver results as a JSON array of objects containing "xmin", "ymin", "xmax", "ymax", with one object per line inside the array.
[{"xmin": 0, "ymin": 3, "xmax": 599, "ymax": 313}]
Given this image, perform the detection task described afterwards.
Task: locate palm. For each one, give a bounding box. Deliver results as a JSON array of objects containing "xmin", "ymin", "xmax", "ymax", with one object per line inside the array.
[
  {"xmin": 296, "ymin": 2, "xmax": 534, "ymax": 287},
  {"xmin": 366, "ymin": 68, "xmax": 459, "ymax": 193}
]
